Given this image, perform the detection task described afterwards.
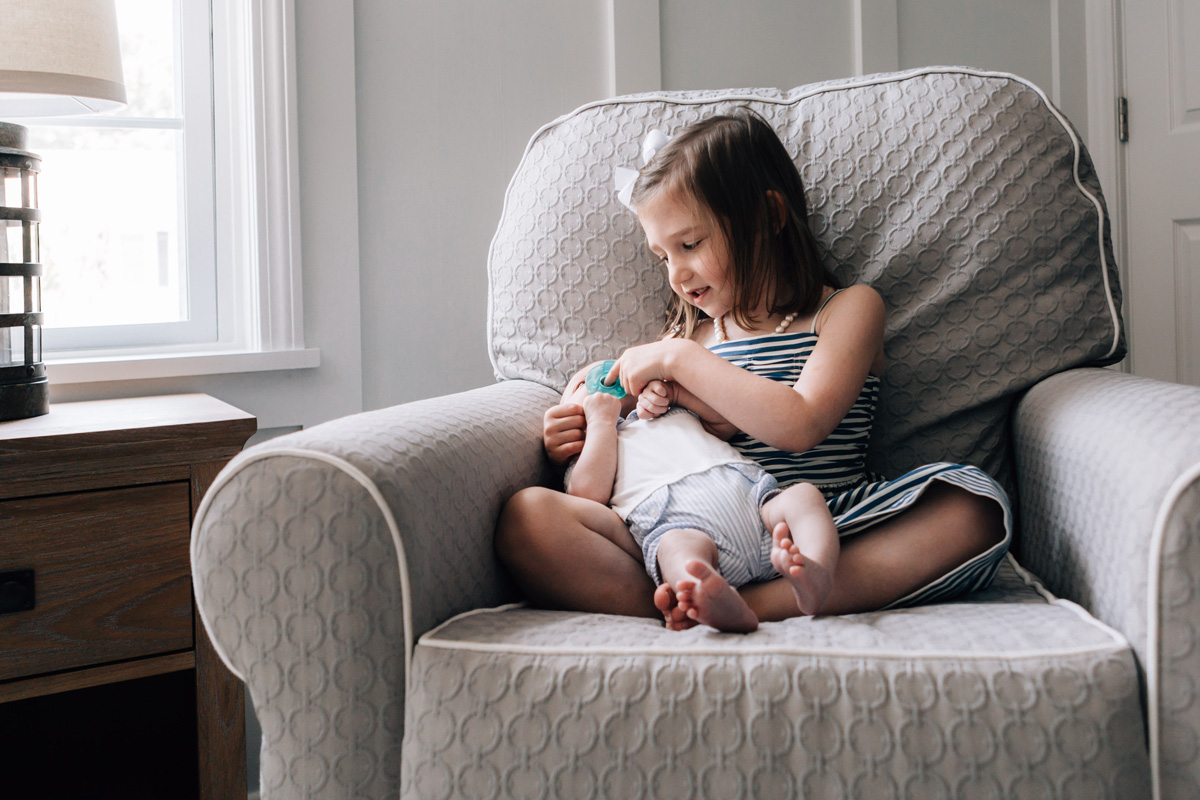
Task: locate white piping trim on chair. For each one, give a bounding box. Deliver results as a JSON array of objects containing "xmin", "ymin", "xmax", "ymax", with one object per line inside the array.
[
  {"xmin": 1146, "ymin": 460, "xmax": 1200, "ymax": 800},
  {"xmin": 191, "ymin": 448, "xmax": 416, "ymax": 691},
  {"xmin": 415, "ymin": 554, "xmax": 1131, "ymax": 661},
  {"xmin": 486, "ymin": 66, "xmax": 1124, "ymax": 373}
]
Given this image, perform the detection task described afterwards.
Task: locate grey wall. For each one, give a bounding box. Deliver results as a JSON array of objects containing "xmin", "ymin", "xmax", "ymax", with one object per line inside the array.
[
  {"xmin": 660, "ymin": 0, "xmax": 855, "ymax": 89},
  {"xmin": 354, "ymin": 1, "xmax": 609, "ymax": 410},
  {"xmin": 896, "ymin": 0, "xmax": 1089, "ymax": 140},
  {"xmin": 354, "ymin": 0, "xmax": 1093, "ymax": 413}
]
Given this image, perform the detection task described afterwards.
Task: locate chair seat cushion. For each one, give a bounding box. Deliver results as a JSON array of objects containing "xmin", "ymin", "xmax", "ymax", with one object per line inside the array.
[{"xmin": 401, "ymin": 557, "xmax": 1149, "ymax": 798}]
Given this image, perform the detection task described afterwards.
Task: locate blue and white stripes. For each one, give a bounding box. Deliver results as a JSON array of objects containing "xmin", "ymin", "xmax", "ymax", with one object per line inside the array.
[
  {"xmin": 713, "ymin": 331, "xmax": 881, "ymax": 491},
  {"xmin": 709, "ymin": 329, "xmax": 1012, "ymax": 608},
  {"xmin": 827, "ymin": 462, "xmax": 1013, "ymax": 609}
]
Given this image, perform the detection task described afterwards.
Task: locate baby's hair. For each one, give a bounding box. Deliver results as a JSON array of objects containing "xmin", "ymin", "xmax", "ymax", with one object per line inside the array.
[{"xmin": 630, "ymin": 109, "xmax": 840, "ymax": 339}]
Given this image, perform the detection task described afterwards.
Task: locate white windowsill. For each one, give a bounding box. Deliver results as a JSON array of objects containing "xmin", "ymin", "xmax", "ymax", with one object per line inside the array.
[{"xmin": 46, "ymin": 348, "xmax": 321, "ymax": 384}]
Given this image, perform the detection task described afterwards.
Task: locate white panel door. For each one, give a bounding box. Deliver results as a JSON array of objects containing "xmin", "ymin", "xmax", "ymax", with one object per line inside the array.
[{"xmin": 1124, "ymin": 0, "xmax": 1200, "ymax": 384}]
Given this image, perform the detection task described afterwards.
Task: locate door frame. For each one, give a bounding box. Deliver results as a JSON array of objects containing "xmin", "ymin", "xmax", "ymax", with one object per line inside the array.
[{"xmin": 1084, "ymin": 0, "xmax": 1129, "ymax": 361}]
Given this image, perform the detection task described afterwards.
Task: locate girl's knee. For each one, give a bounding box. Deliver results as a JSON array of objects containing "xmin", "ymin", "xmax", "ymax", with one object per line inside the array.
[
  {"xmin": 933, "ymin": 483, "xmax": 1007, "ymax": 550},
  {"xmin": 501, "ymin": 486, "xmax": 557, "ymax": 523},
  {"xmin": 496, "ymin": 486, "xmax": 559, "ymax": 555}
]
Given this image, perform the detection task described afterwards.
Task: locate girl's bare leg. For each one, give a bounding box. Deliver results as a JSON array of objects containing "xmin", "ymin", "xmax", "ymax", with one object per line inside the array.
[
  {"xmin": 741, "ymin": 482, "xmax": 1006, "ymax": 620},
  {"xmin": 762, "ymin": 483, "xmax": 839, "ymax": 615},
  {"xmin": 498, "ymin": 482, "xmax": 1005, "ymax": 624},
  {"xmin": 495, "ymin": 487, "xmax": 663, "ymax": 618},
  {"xmin": 656, "ymin": 529, "xmax": 758, "ymax": 633}
]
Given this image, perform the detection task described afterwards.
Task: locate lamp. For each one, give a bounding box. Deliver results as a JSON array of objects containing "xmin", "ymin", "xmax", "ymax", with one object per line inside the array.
[{"xmin": 0, "ymin": 0, "xmax": 126, "ymax": 421}]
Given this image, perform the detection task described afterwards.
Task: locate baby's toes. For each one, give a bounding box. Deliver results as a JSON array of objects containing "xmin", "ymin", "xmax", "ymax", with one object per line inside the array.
[
  {"xmin": 770, "ymin": 547, "xmax": 788, "ymax": 571},
  {"xmin": 654, "ymin": 583, "xmax": 676, "ymax": 613}
]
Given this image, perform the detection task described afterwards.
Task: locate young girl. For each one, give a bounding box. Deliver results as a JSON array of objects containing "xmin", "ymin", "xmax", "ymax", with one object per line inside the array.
[{"xmin": 496, "ymin": 110, "xmax": 1011, "ymax": 628}]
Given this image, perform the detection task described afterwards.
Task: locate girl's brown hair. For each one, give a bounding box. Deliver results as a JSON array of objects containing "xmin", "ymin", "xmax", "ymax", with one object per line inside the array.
[{"xmin": 630, "ymin": 110, "xmax": 839, "ymax": 338}]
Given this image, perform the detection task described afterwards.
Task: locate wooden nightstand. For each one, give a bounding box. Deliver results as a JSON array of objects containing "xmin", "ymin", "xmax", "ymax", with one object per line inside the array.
[{"xmin": 0, "ymin": 394, "xmax": 256, "ymax": 800}]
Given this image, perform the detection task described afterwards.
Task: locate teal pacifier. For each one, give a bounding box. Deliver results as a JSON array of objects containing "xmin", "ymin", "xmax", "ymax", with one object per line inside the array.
[{"xmin": 585, "ymin": 360, "xmax": 626, "ymax": 398}]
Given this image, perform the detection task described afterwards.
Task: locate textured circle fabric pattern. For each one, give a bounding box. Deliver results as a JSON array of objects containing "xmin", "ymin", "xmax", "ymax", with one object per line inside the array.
[
  {"xmin": 1015, "ymin": 369, "xmax": 1200, "ymax": 797},
  {"xmin": 192, "ymin": 381, "xmax": 558, "ymax": 799},
  {"xmin": 400, "ymin": 560, "xmax": 1151, "ymax": 799}
]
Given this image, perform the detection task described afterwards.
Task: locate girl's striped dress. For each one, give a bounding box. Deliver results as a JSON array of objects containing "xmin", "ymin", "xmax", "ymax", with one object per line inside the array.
[{"xmin": 710, "ymin": 327, "xmax": 1013, "ymax": 610}]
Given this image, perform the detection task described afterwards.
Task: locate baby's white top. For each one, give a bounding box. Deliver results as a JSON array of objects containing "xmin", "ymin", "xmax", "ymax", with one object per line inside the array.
[{"xmin": 608, "ymin": 407, "xmax": 754, "ymax": 519}]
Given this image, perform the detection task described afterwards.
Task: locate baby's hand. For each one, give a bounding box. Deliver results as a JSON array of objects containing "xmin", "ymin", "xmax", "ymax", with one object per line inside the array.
[
  {"xmin": 582, "ymin": 391, "xmax": 623, "ymax": 425},
  {"xmin": 637, "ymin": 380, "xmax": 675, "ymax": 420},
  {"xmin": 543, "ymin": 402, "xmax": 585, "ymax": 465}
]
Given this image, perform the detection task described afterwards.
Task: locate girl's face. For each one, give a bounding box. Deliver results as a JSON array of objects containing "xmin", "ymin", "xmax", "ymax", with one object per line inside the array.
[{"xmin": 637, "ymin": 189, "xmax": 735, "ymax": 320}]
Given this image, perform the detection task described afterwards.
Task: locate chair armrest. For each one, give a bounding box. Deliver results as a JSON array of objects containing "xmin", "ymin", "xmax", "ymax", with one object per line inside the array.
[
  {"xmin": 1014, "ymin": 367, "xmax": 1200, "ymax": 794},
  {"xmin": 191, "ymin": 379, "xmax": 558, "ymax": 799}
]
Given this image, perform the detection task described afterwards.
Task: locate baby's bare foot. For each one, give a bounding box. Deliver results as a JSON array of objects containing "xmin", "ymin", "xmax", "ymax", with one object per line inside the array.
[
  {"xmin": 771, "ymin": 522, "xmax": 833, "ymax": 616},
  {"xmin": 653, "ymin": 582, "xmax": 696, "ymax": 631},
  {"xmin": 677, "ymin": 560, "xmax": 758, "ymax": 633}
]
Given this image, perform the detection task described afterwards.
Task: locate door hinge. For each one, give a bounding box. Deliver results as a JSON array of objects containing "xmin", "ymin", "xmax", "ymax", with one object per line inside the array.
[{"xmin": 1118, "ymin": 96, "xmax": 1129, "ymax": 143}]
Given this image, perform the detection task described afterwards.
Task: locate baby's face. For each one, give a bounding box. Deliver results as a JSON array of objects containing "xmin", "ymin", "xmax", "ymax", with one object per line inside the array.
[
  {"xmin": 562, "ymin": 362, "xmax": 637, "ymax": 415},
  {"xmin": 562, "ymin": 362, "xmax": 602, "ymax": 405}
]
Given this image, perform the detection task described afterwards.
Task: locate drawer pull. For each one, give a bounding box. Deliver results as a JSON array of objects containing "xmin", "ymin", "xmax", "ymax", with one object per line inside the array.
[{"xmin": 0, "ymin": 569, "xmax": 35, "ymax": 614}]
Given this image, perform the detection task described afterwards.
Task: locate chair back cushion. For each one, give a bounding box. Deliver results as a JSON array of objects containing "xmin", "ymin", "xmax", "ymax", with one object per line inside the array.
[{"xmin": 487, "ymin": 68, "xmax": 1125, "ymax": 487}]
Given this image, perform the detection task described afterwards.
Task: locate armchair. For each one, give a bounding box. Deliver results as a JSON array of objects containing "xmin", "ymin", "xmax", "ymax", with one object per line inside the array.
[{"xmin": 193, "ymin": 68, "xmax": 1200, "ymax": 798}]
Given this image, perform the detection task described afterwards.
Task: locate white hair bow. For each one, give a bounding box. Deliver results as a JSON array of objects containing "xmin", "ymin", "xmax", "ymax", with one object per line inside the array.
[{"xmin": 614, "ymin": 129, "xmax": 670, "ymax": 211}]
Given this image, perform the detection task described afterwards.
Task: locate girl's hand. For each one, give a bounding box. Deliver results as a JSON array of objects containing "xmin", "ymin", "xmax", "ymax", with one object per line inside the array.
[
  {"xmin": 608, "ymin": 339, "xmax": 689, "ymax": 398},
  {"xmin": 543, "ymin": 402, "xmax": 585, "ymax": 465},
  {"xmin": 637, "ymin": 380, "xmax": 675, "ymax": 420}
]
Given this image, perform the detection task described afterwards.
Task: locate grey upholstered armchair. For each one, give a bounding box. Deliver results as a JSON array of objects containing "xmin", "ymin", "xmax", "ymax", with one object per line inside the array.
[{"xmin": 192, "ymin": 68, "xmax": 1200, "ymax": 798}]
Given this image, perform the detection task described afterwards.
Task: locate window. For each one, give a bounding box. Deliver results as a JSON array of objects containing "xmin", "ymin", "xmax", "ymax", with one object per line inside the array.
[{"xmin": 27, "ymin": 0, "xmax": 304, "ymax": 365}]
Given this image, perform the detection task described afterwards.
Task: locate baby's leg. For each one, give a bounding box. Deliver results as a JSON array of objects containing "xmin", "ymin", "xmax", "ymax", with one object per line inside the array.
[
  {"xmin": 763, "ymin": 483, "xmax": 840, "ymax": 615},
  {"xmin": 656, "ymin": 528, "xmax": 758, "ymax": 633}
]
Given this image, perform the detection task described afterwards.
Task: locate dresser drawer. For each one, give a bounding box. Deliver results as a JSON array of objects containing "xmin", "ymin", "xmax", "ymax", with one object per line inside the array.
[{"xmin": 0, "ymin": 483, "xmax": 193, "ymax": 681}]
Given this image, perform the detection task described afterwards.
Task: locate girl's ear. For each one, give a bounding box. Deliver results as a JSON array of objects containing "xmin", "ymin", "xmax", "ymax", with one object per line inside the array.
[{"xmin": 767, "ymin": 190, "xmax": 787, "ymax": 233}]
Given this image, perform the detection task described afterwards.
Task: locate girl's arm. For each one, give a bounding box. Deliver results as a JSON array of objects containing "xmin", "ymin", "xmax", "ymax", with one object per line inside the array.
[
  {"xmin": 613, "ymin": 285, "xmax": 885, "ymax": 454},
  {"xmin": 564, "ymin": 392, "xmax": 623, "ymax": 505},
  {"xmin": 675, "ymin": 385, "xmax": 741, "ymax": 440}
]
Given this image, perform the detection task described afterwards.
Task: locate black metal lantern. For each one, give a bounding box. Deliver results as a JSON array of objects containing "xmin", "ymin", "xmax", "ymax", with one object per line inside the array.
[{"xmin": 0, "ymin": 122, "xmax": 47, "ymax": 421}]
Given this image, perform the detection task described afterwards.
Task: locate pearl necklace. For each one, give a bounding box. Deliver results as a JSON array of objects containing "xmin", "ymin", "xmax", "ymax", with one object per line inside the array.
[{"xmin": 713, "ymin": 311, "xmax": 796, "ymax": 344}]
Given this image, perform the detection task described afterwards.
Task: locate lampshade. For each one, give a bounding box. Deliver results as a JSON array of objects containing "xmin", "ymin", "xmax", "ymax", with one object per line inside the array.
[{"xmin": 0, "ymin": 0, "xmax": 126, "ymax": 117}]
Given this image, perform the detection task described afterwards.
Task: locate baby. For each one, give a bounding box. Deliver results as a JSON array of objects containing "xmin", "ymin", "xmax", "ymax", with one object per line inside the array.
[{"xmin": 561, "ymin": 360, "xmax": 840, "ymax": 632}]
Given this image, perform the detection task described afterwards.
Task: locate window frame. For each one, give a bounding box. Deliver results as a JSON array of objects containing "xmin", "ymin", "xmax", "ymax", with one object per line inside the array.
[{"xmin": 37, "ymin": 0, "xmax": 306, "ymax": 370}]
